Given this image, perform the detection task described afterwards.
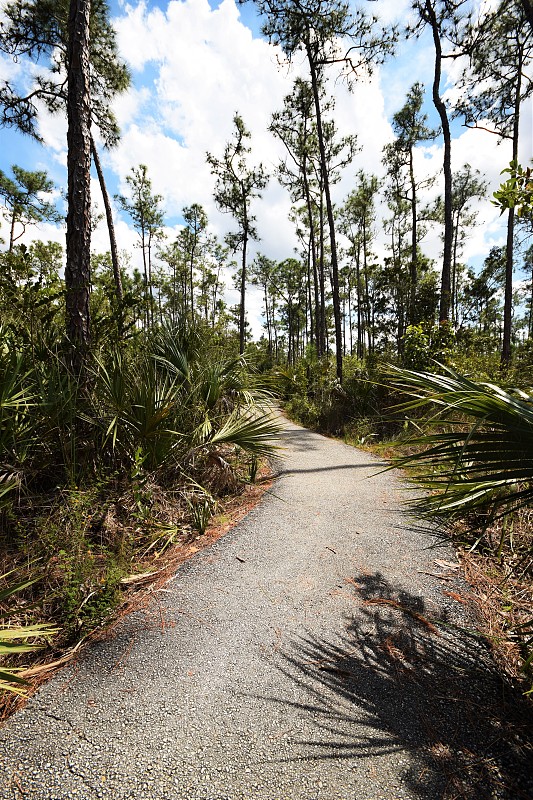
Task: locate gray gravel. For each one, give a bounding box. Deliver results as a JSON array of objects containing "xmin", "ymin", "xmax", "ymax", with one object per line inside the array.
[{"xmin": 1, "ymin": 418, "xmax": 531, "ymax": 800}]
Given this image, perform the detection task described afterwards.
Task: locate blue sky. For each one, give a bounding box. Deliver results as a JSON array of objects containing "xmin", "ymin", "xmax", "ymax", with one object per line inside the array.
[{"xmin": 0, "ymin": 0, "xmax": 529, "ymax": 333}]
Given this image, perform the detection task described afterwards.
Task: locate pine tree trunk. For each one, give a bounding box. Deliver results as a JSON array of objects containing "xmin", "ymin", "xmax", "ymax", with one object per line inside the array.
[
  {"xmin": 9, "ymin": 211, "xmax": 16, "ymax": 251},
  {"xmin": 90, "ymin": 136, "xmax": 124, "ymax": 329},
  {"xmin": 425, "ymin": 0, "xmax": 453, "ymax": 324},
  {"xmin": 239, "ymin": 231, "xmax": 248, "ymax": 355},
  {"xmin": 66, "ymin": 0, "xmax": 92, "ymax": 372},
  {"xmin": 318, "ymin": 188, "xmax": 326, "ymax": 357},
  {"xmin": 307, "ymin": 45, "xmax": 343, "ymax": 382},
  {"xmin": 409, "ymin": 146, "xmax": 418, "ymax": 324},
  {"xmin": 306, "ymin": 236, "xmax": 315, "ymax": 349},
  {"xmin": 189, "ymin": 240, "xmax": 196, "ymax": 322},
  {"xmin": 501, "ymin": 49, "xmax": 522, "ymax": 369},
  {"xmin": 303, "ymin": 166, "xmax": 320, "ymax": 354}
]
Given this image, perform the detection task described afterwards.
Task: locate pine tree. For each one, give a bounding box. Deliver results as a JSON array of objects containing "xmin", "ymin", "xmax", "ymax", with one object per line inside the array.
[{"xmin": 207, "ymin": 113, "xmax": 268, "ymax": 355}]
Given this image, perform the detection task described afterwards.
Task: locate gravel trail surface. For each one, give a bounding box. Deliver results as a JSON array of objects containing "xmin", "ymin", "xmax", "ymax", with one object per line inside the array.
[{"xmin": 1, "ymin": 419, "xmax": 531, "ymax": 800}]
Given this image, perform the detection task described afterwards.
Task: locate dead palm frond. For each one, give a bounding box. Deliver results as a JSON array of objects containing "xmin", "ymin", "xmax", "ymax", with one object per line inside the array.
[{"xmin": 0, "ymin": 571, "xmax": 58, "ymax": 695}]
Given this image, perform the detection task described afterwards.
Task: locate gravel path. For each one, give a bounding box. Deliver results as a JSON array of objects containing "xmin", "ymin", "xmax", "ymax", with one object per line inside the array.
[{"xmin": 1, "ymin": 418, "xmax": 531, "ymax": 800}]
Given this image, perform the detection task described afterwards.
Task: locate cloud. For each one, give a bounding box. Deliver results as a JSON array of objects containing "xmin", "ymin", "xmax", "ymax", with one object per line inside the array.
[
  {"xmin": 0, "ymin": 0, "xmax": 518, "ymax": 338},
  {"xmin": 106, "ymin": 0, "xmax": 511, "ymax": 318}
]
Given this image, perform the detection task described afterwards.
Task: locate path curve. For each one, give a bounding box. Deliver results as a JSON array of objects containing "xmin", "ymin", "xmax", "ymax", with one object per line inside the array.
[{"xmin": 0, "ymin": 419, "xmax": 531, "ymax": 799}]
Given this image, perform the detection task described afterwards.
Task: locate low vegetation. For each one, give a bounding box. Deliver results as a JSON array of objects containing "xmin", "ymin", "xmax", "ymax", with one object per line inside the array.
[
  {"xmin": 282, "ymin": 352, "xmax": 533, "ymax": 694},
  {"xmin": 0, "ymin": 0, "xmax": 531, "ymax": 726},
  {"xmin": 0, "ymin": 319, "xmax": 281, "ymax": 704}
]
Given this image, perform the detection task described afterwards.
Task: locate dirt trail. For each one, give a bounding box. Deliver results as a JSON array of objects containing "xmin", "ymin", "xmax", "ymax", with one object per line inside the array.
[{"xmin": 0, "ymin": 418, "xmax": 531, "ymax": 799}]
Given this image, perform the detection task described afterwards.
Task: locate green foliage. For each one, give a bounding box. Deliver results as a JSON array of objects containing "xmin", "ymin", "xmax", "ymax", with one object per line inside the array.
[
  {"xmin": 0, "ymin": 571, "xmax": 58, "ymax": 695},
  {"xmin": 23, "ymin": 488, "xmax": 130, "ymax": 636},
  {"xmin": 0, "ymin": 0, "xmax": 130, "ymax": 145},
  {"xmin": 388, "ymin": 364, "xmax": 533, "ymax": 522},
  {"xmin": 402, "ymin": 324, "xmax": 430, "ymax": 369},
  {"xmin": 449, "ymin": 347, "xmax": 501, "ymax": 383},
  {"xmin": 186, "ymin": 485, "xmax": 215, "ymax": 535},
  {"xmin": 285, "ymin": 395, "xmax": 321, "ymax": 428},
  {"xmin": 493, "ymin": 160, "xmax": 533, "ymax": 218},
  {"xmin": 0, "ymin": 322, "xmax": 281, "ymax": 523},
  {"xmin": 282, "ymin": 351, "xmax": 397, "ymax": 441},
  {"xmin": 0, "ymin": 316, "xmax": 284, "ymax": 683},
  {"xmin": 207, "ymin": 113, "xmax": 268, "ymax": 245},
  {"xmin": 0, "ymin": 243, "xmax": 64, "ymax": 351},
  {"xmin": 207, "ymin": 113, "xmax": 268, "ymax": 354},
  {"xmin": 0, "ymin": 165, "xmax": 61, "ymax": 248},
  {"xmin": 402, "ymin": 322, "xmax": 455, "ymax": 370},
  {"xmin": 388, "ymin": 362, "xmax": 533, "ymax": 683}
]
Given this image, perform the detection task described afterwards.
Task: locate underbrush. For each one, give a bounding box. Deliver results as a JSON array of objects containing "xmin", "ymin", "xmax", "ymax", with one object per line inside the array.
[
  {"xmin": 282, "ymin": 354, "xmax": 533, "ymax": 695},
  {"xmin": 0, "ymin": 323, "xmax": 281, "ymax": 704},
  {"xmin": 458, "ymin": 512, "xmax": 533, "ymax": 690},
  {"xmin": 282, "ymin": 353, "xmax": 406, "ymax": 445},
  {"xmin": 0, "ymin": 445, "xmax": 274, "ymax": 715}
]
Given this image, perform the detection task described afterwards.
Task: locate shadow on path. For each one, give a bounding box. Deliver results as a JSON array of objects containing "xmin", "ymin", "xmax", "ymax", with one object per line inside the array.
[
  {"xmin": 278, "ymin": 463, "xmax": 377, "ymax": 476},
  {"xmin": 281, "ymin": 428, "xmax": 322, "ymax": 452},
  {"xmin": 271, "ymin": 573, "xmax": 533, "ymax": 800}
]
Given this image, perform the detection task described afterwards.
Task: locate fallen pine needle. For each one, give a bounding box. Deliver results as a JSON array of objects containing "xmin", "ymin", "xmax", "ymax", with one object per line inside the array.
[
  {"xmin": 20, "ymin": 639, "xmax": 86, "ymax": 678},
  {"xmin": 120, "ymin": 571, "xmax": 157, "ymax": 585},
  {"xmin": 418, "ymin": 570, "xmax": 452, "ymax": 581},
  {"xmin": 442, "ymin": 590, "xmax": 468, "ymax": 604},
  {"xmin": 434, "ymin": 559, "xmax": 460, "ymax": 570}
]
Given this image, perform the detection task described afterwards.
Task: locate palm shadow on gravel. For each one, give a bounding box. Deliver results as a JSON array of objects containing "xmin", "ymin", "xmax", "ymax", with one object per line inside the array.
[
  {"xmin": 272, "ymin": 573, "xmax": 533, "ymax": 800},
  {"xmin": 281, "ymin": 428, "xmax": 322, "ymax": 452},
  {"xmin": 279, "ymin": 463, "xmax": 377, "ymax": 475}
]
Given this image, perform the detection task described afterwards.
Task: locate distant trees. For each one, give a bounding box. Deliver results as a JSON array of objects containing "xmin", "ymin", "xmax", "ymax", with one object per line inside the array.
[
  {"xmin": 181, "ymin": 204, "xmax": 208, "ymax": 321},
  {"xmin": 270, "ymin": 79, "xmax": 357, "ymax": 360},
  {"xmin": 207, "ymin": 113, "xmax": 268, "ymax": 355},
  {"xmin": 0, "ymin": 166, "xmax": 61, "ymax": 250},
  {"xmin": 252, "ymin": 0, "xmax": 395, "ymax": 381},
  {"xmin": 409, "ymin": 1, "xmax": 468, "ymax": 325},
  {"xmin": 455, "ymin": 0, "xmax": 533, "ymax": 366},
  {"xmin": 429, "ymin": 164, "xmax": 487, "ymax": 326},
  {"xmin": 2, "ymin": 0, "xmax": 533, "ymax": 377},
  {"xmin": 386, "ymin": 83, "xmax": 436, "ymax": 325},
  {"xmin": 116, "ymin": 165, "xmax": 165, "ymax": 328},
  {"xmin": 338, "ymin": 172, "xmax": 379, "ymax": 358}
]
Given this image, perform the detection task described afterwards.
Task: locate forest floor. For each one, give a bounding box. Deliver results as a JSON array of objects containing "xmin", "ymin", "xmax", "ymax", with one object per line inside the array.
[{"xmin": 0, "ymin": 417, "xmax": 532, "ymax": 800}]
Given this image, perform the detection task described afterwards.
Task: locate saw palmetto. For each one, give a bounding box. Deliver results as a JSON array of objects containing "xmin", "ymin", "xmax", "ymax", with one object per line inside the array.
[{"xmin": 387, "ymin": 364, "xmax": 533, "ymax": 521}]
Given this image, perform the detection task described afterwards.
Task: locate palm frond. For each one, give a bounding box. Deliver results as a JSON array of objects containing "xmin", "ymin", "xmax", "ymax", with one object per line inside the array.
[
  {"xmin": 387, "ymin": 364, "xmax": 533, "ymax": 521},
  {"xmin": 0, "ymin": 571, "xmax": 59, "ymax": 695},
  {"xmin": 207, "ymin": 412, "xmax": 282, "ymax": 458}
]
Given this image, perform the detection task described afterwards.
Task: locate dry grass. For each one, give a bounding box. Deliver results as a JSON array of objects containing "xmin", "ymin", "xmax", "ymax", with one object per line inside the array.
[
  {"xmin": 458, "ymin": 513, "xmax": 533, "ymax": 691},
  {"xmin": 371, "ymin": 427, "xmax": 533, "ymax": 697},
  {"xmin": 0, "ymin": 453, "xmax": 274, "ymax": 720}
]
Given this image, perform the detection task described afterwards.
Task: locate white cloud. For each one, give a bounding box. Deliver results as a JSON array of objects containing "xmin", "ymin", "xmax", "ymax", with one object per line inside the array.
[
  {"xmin": 0, "ymin": 51, "xmax": 21, "ymax": 83},
  {"xmin": 115, "ymin": 1, "xmax": 168, "ymax": 71},
  {"xmin": 372, "ymin": 0, "xmax": 413, "ymax": 26},
  {"xmin": 1, "ymin": 0, "xmax": 522, "ymax": 337}
]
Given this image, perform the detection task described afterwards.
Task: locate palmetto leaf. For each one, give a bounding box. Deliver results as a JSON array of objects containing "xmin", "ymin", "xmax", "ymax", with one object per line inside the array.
[
  {"xmin": 0, "ymin": 668, "xmax": 28, "ymax": 695},
  {"xmin": 0, "ymin": 625, "xmax": 57, "ymax": 644},
  {"xmin": 0, "ymin": 571, "xmax": 59, "ymax": 695},
  {"xmin": 0, "ymin": 351, "xmax": 33, "ymax": 412},
  {"xmin": 387, "ymin": 364, "xmax": 533, "ymax": 520},
  {"xmin": 207, "ymin": 412, "xmax": 282, "ymax": 458},
  {"xmin": 0, "ymin": 571, "xmax": 38, "ymax": 602}
]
